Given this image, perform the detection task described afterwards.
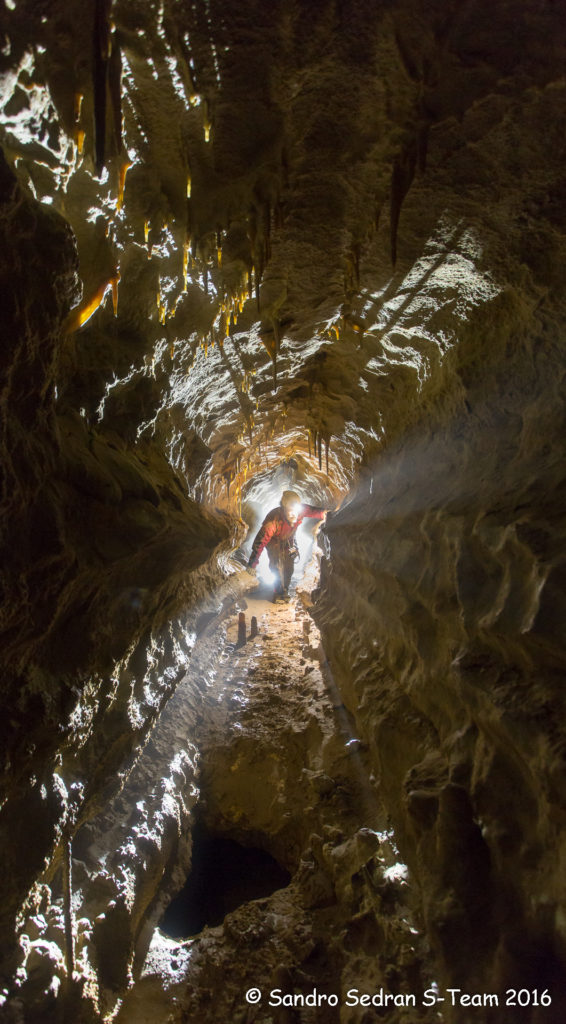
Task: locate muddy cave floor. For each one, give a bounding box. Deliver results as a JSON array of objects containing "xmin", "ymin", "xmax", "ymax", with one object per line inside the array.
[{"xmin": 100, "ymin": 567, "xmax": 431, "ymax": 1024}]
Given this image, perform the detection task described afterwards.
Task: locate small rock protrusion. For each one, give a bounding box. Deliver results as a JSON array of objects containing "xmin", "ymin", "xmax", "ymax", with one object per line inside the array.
[{"xmin": 237, "ymin": 612, "xmax": 246, "ymax": 647}]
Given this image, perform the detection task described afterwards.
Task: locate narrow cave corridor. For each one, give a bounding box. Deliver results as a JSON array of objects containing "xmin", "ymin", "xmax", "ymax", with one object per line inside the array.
[{"xmin": 2, "ymin": 0, "xmax": 566, "ymax": 1022}]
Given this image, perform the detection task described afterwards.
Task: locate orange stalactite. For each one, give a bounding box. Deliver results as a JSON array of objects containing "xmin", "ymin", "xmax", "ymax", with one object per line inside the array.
[
  {"xmin": 76, "ymin": 129, "xmax": 86, "ymax": 154},
  {"xmin": 111, "ymin": 271, "xmax": 120, "ymax": 316},
  {"xmin": 64, "ymin": 273, "xmax": 119, "ymax": 333},
  {"xmin": 183, "ymin": 240, "xmax": 190, "ymax": 292},
  {"xmin": 74, "ymin": 93, "xmax": 84, "ymax": 121},
  {"xmin": 144, "ymin": 220, "xmax": 150, "ymax": 243},
  {"xmin": 117, "ymin": 160, "xmax": 132, "ymax": 211}
]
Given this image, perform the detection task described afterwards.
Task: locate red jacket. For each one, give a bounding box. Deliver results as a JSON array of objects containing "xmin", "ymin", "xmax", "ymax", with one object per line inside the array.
[{"xmin": 249, "ymin": 504, "xmax": 325, "ymax": 567}]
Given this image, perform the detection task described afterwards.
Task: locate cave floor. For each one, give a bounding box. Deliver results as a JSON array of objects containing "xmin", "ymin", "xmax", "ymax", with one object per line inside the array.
[{"xmin": 100, "ymin": 577, "xmax": 430, "ymax": 1024}]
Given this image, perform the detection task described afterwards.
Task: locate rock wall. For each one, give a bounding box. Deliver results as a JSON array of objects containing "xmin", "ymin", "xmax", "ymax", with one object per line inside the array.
[
  {"xmin": 316, "ymin": 302, "xmax": 566, "ymax": 1015},
  {"xmin": 0, "ymin": 149, "xmax": 238, "ymax": 989}
]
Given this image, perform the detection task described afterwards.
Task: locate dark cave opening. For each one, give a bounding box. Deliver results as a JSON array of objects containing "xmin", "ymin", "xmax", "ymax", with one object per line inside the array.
[{"xmin": 159, "ymin": 824, "xmax": 292, "ymax": 939}]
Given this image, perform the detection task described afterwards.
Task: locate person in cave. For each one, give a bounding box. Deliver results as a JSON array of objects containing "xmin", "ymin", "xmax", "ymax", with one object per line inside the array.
[{"xmin": 247, "ymin": 490, "xmax": 326, "ymax": 600}]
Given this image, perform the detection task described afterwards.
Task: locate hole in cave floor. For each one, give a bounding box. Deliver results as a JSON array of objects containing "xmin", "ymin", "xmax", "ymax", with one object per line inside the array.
[{"xmin": 159, "ymin": 823, "xmax": 292, "ymax": 939}]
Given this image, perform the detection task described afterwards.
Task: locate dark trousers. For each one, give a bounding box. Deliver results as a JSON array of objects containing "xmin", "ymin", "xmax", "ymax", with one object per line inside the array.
[{"xmin": 267, "ymin": 541, "xmax": 298, "ymax": 593}]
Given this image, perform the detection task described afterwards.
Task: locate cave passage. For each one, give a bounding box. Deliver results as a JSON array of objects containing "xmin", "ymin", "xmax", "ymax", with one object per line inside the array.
[
  {"xmin": 159, "ymin": 824, "xmax": 292, "ymax": 939},
  {"xmin": 2, "ymin": 0, "xmax": 566, "ymax": 1020}
]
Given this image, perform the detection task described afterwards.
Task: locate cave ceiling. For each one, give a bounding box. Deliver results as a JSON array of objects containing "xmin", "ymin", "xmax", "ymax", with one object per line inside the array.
[{"xmin": 2, "ymin": 0, "xmax": 563, "ymax": 513}]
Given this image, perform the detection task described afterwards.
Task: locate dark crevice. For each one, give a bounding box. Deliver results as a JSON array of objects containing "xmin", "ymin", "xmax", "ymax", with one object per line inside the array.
[{"xmin": 159, "ymin": 822, "xmax": 291, "ymax": 939}]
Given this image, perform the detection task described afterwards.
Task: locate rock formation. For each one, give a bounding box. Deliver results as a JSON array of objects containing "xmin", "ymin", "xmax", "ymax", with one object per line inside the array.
[{"xmin": 1, "ymin": 0, "xmax": 565, "ymax": 1021}]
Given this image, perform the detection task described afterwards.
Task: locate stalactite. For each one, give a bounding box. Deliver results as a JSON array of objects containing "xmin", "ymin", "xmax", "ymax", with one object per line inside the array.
[
  {"xmin": 116, "ymin": 160, "xmax": 131, "ymax": 212},
  {"xmin": 74, "ymin": 92, "xmax": 83, "ymax": 123},
  {"xmin": 325, "ymin": 436, "xmax": 329, "ymax": 477},
  {"xmin": 64, "ymin": 273, "xmax": 118, "ymax": 332},
  {"xmin": 183, "ymin": 240, "xmax": 189, "ymax": 292},
  {"xmin": 74, "ymin": 92, "xmax": 84, "ymax": 153},
  {"xmin": 111, "ymin": 270, "xmax": 120, "ymax": 316},
  {"xmin": 318, "ymin": 432, "xmax": 322, "ymax": 471}
]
